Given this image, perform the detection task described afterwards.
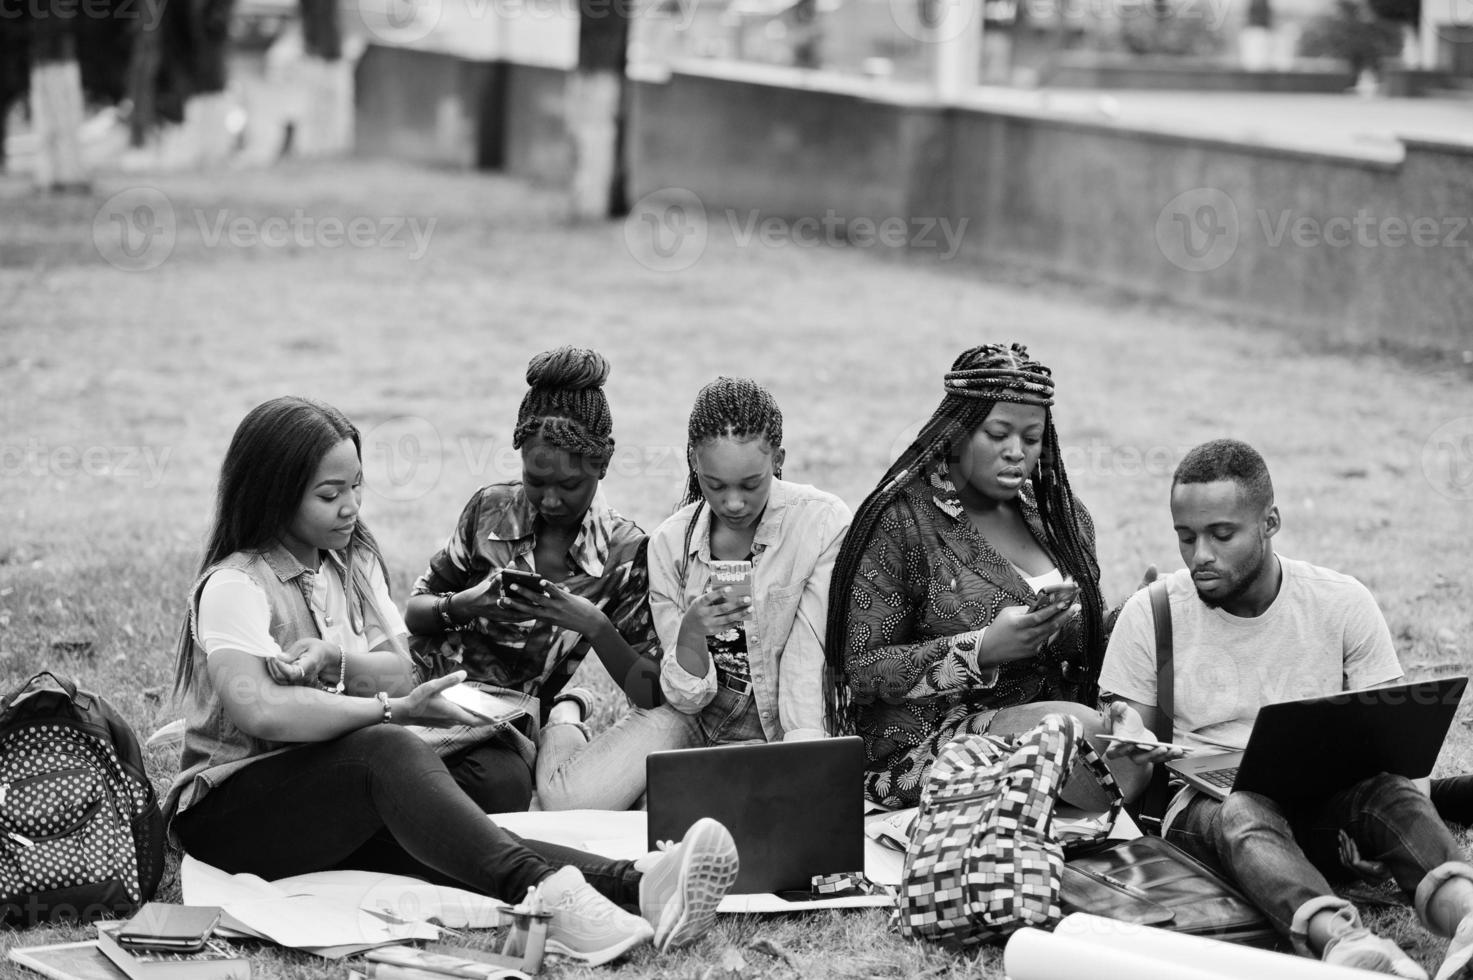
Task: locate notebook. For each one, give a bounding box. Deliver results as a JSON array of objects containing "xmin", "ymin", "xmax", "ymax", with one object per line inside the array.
[
  {"xmin": 646, "ymin": 737, "xmax": 865, "ymax": 894},
  {"xmin": 1167, "ymin": 676, "xmax": 1468, "ymax": 803}
]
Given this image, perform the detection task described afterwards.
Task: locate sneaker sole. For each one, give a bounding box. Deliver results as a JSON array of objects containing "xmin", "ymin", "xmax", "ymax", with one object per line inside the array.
[
  {"xmin": 654, "ymin": 820, "xmax": 740, "ymax": 952},
  {"xmin": 546, "ymin": 926, "xmax": 653, "ymax": 968}
]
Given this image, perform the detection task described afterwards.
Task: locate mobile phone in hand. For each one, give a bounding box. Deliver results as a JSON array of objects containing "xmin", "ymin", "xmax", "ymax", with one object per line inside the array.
[
  {"xmin": 1096, "ymin": 734, "xmax": 1197, "ymax": 758},
  {"xmin": 500, "ymin": 568, "xmax": 550, "ymax": 597},
  {"xmin": 1027, "ymin": 579, "xmax": 1079, "ymax": 613},
  {"xmin": 709, "ymin": 560, "xmax": 753, "ymax": 605}
]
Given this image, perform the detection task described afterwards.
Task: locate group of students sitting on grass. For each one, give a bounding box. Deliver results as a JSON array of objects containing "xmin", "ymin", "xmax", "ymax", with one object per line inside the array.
[{"xmin": 165, "ymin": 341, "xmax": 1473, "ymax": 976}]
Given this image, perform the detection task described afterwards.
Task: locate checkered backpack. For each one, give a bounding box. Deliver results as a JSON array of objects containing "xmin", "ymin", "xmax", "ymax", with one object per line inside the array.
[
  {"xmin": 0, "ymin": 671, "xmax": 165, "ymax": 925},
  {"xmin": 899, "ymin": 713, "xmax": 1118, "ymax": 945}
]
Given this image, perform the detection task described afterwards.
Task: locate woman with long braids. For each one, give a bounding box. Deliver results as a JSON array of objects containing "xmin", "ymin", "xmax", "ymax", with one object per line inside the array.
[
  {"xmin": 404, "ymin": 346, "xmax": 691, "ymax": 813},
  {"xmin": 649, "ymin": 377, "xmax": 851, "ymax": 743},
  {"xmin": 824, "ymin": 343, "xmax": 1138, "ymax": 809}
]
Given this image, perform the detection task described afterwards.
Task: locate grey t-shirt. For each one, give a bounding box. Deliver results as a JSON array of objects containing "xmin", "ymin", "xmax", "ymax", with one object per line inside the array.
[{"xmin": 1098, "ymin": 556, "xmax": 1403, "ymax": 754}]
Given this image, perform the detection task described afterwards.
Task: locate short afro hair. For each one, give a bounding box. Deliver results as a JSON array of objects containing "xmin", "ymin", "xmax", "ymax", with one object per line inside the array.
[{"xmin": 1172, "ymin": 439, "xmax": 1274, "ymax": 511}]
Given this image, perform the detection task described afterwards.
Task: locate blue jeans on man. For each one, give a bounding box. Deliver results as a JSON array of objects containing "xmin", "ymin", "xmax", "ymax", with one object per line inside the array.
[{"xmin": 1169, "ymin": 773, "xmax": 1473, "ymax": 956}]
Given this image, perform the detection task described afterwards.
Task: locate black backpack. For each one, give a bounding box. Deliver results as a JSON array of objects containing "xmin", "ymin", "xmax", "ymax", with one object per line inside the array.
[{"xmin": 0, "ymin": 671, "xmax": 166, "ymax": 925}]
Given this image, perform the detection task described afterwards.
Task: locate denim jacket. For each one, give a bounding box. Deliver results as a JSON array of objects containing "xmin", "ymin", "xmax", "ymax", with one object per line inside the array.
[
  {"xmin": 650, "ymin": 478, "xmax": 851, "ymax": 741},
  {"xmin": 164, "ymin": 542, "xmax": 408, "ymax": 835}
]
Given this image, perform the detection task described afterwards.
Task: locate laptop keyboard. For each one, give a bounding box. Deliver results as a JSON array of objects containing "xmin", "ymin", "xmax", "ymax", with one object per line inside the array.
[{"xmin": 1199, "ymin": 766, "xmax": 1239, "ymax": 789}]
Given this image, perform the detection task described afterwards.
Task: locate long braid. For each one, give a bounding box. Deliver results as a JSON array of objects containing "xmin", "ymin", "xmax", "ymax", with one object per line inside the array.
[
  {"xmin": 823, "ymin": 343, "xmax": 1106, "ymax": 733},
  {"xmin": 680, "ymin": 377, "xmax": 784, "ymax": 508},
  {"xmin": 512, "ymin": 346, "xmax": 616, "ymax": 464}
]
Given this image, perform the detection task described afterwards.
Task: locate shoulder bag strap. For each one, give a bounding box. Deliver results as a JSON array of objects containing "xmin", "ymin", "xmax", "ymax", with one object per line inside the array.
[{"xmin": 1134, "ymin": 578, "xmax": 1174, "ymax": 834}]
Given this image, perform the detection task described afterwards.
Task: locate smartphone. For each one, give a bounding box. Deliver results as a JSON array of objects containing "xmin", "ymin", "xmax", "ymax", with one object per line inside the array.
[
  {"xmin": 1028, "ymin": 579, "xmax": 1079, "ymax": 613},
  {"xmin": 1096, "ymin": 734, "xmax": 1197, "ymax": 758},
  {"xmin": 499, "ymin": 568, "xmax": 550, "ymax": 597},
  {"xmin": 709, "ymin": 560, "xmax": 753, "ymax": 605}
]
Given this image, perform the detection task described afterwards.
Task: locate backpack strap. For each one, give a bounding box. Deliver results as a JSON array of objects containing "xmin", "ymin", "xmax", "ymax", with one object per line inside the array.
[
  {"xmin": 1, "ymin": 671, "xmax": 79, "ymax": 715},
  {"xmin": 1135, "ymin": 579, "xmax": 1174, "ymax": 834}
]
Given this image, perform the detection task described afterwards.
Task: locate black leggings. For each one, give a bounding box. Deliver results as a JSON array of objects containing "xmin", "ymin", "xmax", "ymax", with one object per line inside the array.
[{"xmin": 174, "ymin": 726, "xmax": 641, "ymax": 907}]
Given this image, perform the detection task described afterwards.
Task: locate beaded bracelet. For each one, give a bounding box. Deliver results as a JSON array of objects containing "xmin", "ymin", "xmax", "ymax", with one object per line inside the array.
[
  {"xmin": 437, "ymin": 594, "xmax": 462, "ymax": 632},
  {"xmin": 375, "ymin": 691, "xmax": 392, "ymax": 724},
  {"xmin": 332, "ymin": 645, "xmax": 347, "ymax": 695}
]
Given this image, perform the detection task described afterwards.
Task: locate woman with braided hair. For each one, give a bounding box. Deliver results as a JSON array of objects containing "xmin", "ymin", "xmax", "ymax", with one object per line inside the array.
[
  {"xmin": 405, "ymin": 347, "xmax": 687, "ymax": 813},
  {"xmin": 650, "ymin": 377, "xmax": 851, "ymax": 743},
  {"xmin": 824, "ymin": 343, "xmax": 1138, "ymax": 809}
]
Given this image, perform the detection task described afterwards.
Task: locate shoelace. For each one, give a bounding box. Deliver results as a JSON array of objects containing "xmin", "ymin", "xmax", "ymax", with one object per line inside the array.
[{"xmin": 551, "ymin": 882, "xmax": 617, "ymax": 921}]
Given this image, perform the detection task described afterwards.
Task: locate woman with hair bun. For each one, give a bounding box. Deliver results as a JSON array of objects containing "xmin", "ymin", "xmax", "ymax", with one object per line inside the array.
[
  {"xmin": 405, "ymin": 346, "xmax": 684, "ymax": 813},
  {"xmin": 825, "ymin": 343, "xmax": 1142, "ymax": 809}
]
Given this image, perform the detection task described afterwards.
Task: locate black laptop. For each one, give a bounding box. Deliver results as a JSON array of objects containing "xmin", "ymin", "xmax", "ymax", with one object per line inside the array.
[
  {"xmin": 1167, "ymin": 676, "xmax": 1467, "ymax": 803},
  {"xmin": 646, "ymin": 737, "xmax": 865, "ymax": 894}
]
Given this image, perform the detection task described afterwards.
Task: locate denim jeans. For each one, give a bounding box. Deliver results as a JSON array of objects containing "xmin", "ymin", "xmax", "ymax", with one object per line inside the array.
[
  {"xmin": 175, "ymin": 725, "xmax": 642, "ymax": 908},
  {"xmin": 1167, "ymin": 773, "xmax": 1467, "ymax": 946},
  {"xmin": 536, "ymin": 684, "xmax": 767, "ymax": 812}
]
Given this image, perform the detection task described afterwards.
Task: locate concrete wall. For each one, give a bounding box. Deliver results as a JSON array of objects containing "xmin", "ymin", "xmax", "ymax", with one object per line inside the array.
[{"xmin": 355, "ymin": 47, "xmax": 1473, "ymax": 352}]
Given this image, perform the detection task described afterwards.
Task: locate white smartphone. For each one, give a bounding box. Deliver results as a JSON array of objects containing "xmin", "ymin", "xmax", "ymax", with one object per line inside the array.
[{"xmin": 1096, "ymin": 733, "xmax": 1198, "ymax": 758}]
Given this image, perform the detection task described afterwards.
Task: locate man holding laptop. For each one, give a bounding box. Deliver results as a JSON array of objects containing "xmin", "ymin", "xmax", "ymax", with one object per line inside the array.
[{"xmin": 1099, "ymin": 439, "xmax": 1473, "ymax": 980}]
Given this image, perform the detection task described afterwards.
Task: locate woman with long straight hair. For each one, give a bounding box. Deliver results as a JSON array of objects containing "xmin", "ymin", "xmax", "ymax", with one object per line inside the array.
[{"xmin": 168, "ymin": 396, "xmax": 738, "ymax": 965}]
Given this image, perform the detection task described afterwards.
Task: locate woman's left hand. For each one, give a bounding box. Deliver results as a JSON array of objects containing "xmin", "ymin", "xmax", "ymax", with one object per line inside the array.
[
  {"xmin": 275, "ymin": 638, "xmax": 341, "ymax": 686},
  {"xmin": 499, "ymin": 579, "xmax": 605, "ymax": 636}
]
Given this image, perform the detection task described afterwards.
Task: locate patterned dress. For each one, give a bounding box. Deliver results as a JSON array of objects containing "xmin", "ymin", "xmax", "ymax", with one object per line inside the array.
[{"xmin": 843, "ymin": 462, "xmax": 1100, "ymax": 807}]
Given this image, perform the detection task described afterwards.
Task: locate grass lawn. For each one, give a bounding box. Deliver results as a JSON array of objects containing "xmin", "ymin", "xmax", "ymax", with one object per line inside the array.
[{"xmin": 2, "ymin": 158, "xmax": 1472, "ymax": 979}]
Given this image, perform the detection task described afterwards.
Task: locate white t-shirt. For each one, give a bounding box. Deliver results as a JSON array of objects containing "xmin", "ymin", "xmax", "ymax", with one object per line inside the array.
[
  {"xmin": 1098, "ymin": 556, "xmax": 1403, "ymax": 754},
  {"xmin": 197, "ymin": 558, "xmax": 406, "ymax": 660}
]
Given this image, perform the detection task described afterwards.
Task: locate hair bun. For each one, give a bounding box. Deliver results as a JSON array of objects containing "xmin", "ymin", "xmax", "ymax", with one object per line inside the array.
[{"xmin": 526, "ymin": 346, "xmax": 611, "ymax": 392}]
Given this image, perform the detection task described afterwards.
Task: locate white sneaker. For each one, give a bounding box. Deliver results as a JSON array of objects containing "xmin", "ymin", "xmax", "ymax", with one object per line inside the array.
[
  {"xmin": 1324, "ymin": 925, "xmax": 1429, "ymax": 979},
  {"xmin": 536, "ymin": 865, "xmax": 654, "ymax": 966},
  {"xmin": 1434, "ymin": 914, "xmax": 1473, "ymax": 980},
  {"xmin": 637, "ymin": 817, "xmax": 740, "ymax": 952}
]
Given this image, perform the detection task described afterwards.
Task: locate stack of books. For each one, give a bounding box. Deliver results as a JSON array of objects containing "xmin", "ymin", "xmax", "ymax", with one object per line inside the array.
[{"xmin": 6, "ymin": 904, "xmax": 249, "ymax": 980}]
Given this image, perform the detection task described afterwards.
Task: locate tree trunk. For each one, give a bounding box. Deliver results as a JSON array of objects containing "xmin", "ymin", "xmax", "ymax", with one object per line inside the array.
[
  {"xmin": 30, "ymin": 18, "xmax": 88, "ymax": 190},
  {"xmin": 568, "ymin": 0, "xmax": 630, "ymax": 219}
]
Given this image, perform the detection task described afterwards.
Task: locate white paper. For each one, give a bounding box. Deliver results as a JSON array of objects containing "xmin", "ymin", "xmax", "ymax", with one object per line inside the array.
[
  {"xmin": 1053, "ymin": 914, "xmax": 1383, "ymax": 979},
  {"xmin": 1005, "ymin": 927, "xmax": 1234, "ymax": 980},
  {"xmin": 182, "ymin": 856, "xmax": 440, "ymax": 955}
]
